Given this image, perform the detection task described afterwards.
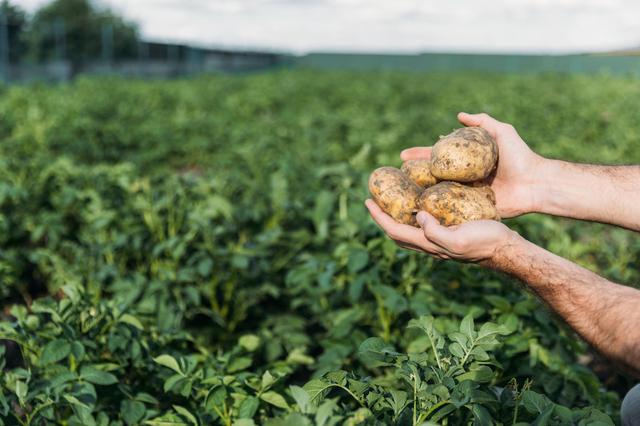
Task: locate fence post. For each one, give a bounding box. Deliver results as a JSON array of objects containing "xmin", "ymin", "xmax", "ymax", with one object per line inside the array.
[
  {"xmin": 102, "ymin": 23, "xmax": 113, "ymax": 65},
  {"xmin": 168, "ymin": 44, "xmax": 178, "ymax": 62},
  {"xmin": 54, "ymin": 17, "xmax": 65, "ymax": 61},
  {"xmin": 138, "ymin": 40, "xmax": 148, "ymax": 61},
  {"xmin": 0, "ymin": 9, "xmax": 9, "ymax": 82}
]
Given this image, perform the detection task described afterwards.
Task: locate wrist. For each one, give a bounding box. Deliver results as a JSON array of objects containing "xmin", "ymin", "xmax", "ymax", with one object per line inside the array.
[
  {"xmin": 526, "ymin": 155, "xmax": 556, "ymax": 215},
  {"xmin": 483, "ymin": 229, "xmax": 526, "ymax": 271}
]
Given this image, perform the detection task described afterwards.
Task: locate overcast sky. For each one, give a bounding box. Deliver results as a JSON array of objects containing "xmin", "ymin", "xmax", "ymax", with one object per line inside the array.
[{"xmin": 16, "ymin": 0, "xmax": 640, "ymax": 54}]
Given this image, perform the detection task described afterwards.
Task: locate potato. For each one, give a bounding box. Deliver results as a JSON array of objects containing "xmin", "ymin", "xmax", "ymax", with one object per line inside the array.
[
  {"xmin": 369, "ymin": 167, "xmax": 422, "ymax": 225},
  {"xmin": 418, "ymin": 181, "xmax": 500, "ymax": 226},
  {"xmin": 430, "ymin": 127, "xmax": 498, "ymax": 182},
  {"xmin": 467, "ymin": 181, "xmax": 497, "ymax": 204},
  {"xmin": 401, "ymin": 160, "xmax": 438, "ymax": 188}
]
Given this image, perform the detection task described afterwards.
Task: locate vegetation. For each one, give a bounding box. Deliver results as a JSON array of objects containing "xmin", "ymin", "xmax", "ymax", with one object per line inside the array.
[
  {"xmin": 1, "ymin": 0, "xmax": 138, "ymax": 65},
  {"xmin": 0, "ymin": 70, "xmax": 639, "ymax": 424}
]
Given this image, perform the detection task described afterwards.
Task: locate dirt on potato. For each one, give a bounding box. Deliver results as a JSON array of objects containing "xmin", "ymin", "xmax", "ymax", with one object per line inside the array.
[
  {"xmin": 401, "ymin": 159, "xmax": 438, "ymax": 188},
  {"xmin": 369, "ymin": 167, "xmax": 422, "ymax": 225},
  {"xmin": 418, "ymin": 181, "xmax": 500, "ymax": 226},
  {"xmin": 430, "ymin": 127, "xmax": 498, "ymax": 182}
]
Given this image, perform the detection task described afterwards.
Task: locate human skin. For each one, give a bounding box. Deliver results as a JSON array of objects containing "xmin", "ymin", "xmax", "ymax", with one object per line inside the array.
[{"xmin": 365, "ymin": 112, "xmax": 640, "ymax": 376}]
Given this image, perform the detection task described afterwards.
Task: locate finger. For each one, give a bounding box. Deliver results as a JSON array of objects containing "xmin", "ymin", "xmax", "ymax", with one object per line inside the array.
[
  {"xmin": 365, "ymin": 200, "xmax": 419, "ymax": 241},
  {"xmin": 395, "ymin": 241, "xmax": 423, "ymax": 253},
  {"xmin": 366, "ymin": 200, "xmax": 443, "ymax": 253},
  {"xmin": 416, "ymin": 211, "xmax": 456, "ymax": 248},
  {"xmin": 400, "ymin": 147, "xmax": 432, "ymax": 161},
  {"xmin": 457, "ymin": 112, "xmax": 501, "ymax": 137}
]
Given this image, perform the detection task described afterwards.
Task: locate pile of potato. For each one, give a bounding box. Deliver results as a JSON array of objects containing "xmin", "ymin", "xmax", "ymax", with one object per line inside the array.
[{"xmin": 368, "ymin": 126, "xmax": 500, "ymax": 226}]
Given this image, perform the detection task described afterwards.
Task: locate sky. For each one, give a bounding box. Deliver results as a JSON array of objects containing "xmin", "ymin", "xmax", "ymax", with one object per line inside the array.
[{"xmin": 16, "ymin": 0, "xmax": 640, "ymax": 54}]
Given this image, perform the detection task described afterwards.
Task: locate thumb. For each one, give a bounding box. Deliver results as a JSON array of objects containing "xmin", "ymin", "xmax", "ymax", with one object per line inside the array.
[
  {"xmin": 416, "ymin": 211, "xmax": 453, "ymax": 247},
  {"xmin": 457, "ymin": 112, "xmax": 500, "ymax": 127}
]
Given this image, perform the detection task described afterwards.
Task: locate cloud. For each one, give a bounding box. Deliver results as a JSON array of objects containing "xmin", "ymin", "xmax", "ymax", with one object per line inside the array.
[{"xmin": 16, "ymin": 0, "xmax": 640, "ymax": 53}]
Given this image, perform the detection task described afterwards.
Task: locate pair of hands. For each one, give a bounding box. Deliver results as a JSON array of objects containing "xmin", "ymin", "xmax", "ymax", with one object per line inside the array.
[{"xmin": 365, "ymin": 112, "xmax": 543, "ymax": 265}]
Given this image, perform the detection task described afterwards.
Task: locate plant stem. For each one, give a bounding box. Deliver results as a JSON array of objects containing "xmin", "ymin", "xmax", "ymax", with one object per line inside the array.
[
  {"xmin": 423, "ymin": 400, "xmax": 451, "ymax": 420},
  {"xmin": 428, "ymin": 333, "xmax": 443, "ymax": 370},
  {"xmin": 412, "ymin": 373, "xmax": 418, "ymax": 426}
]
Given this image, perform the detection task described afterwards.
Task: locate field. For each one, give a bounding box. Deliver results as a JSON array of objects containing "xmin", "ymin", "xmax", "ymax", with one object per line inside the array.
[{"xmin": 0, "ymin": 70, "xmax": 639, "ymax": 425}]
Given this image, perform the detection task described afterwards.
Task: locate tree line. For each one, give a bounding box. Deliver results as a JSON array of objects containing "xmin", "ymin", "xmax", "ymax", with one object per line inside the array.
[{"xmin": 1, "ymin": 0, "xmax": 137, "ymax": 67}]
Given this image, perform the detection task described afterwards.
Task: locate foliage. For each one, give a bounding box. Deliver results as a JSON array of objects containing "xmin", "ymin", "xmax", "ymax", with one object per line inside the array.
[
  {"xmin": 1, "ymin": 70, "xmax": 637, "ymax": 423},
  {"xmin": 0, "ymin": 0, "xmax": 28, "ymax": 63},
  {"xmin": 26, "ymin": 0, "xmax": 138, "ymax": 65}
]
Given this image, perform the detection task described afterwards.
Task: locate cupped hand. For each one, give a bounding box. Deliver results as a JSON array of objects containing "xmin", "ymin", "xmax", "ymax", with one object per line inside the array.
[
  {"xmin": 365, "ymin": 199, "xmax": 518, "ymax": 265},
  {"xmin": 401, "ymin": 112, "xmax": 544, "ymax": 218}
]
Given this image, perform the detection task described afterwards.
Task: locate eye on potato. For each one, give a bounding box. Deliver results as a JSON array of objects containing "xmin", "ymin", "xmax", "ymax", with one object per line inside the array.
[
  {"xmin": 401, "ymin": 159, "xmax": 438, "ymax": 188},
  {"xmin": 369, "ymin": 167, "xmax": 422, "ymax": 226},
  {"xmin": 430, "ymin": 127, "xmax": 498, "ymax": 182},
  {"xmin": 418, "ymin": 181, "xmax": 500, "ymax": 226}
]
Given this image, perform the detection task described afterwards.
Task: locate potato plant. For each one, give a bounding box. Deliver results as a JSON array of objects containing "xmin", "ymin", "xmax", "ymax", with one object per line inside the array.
[{"xmin": 0, "ymin": 70, "xmax": 637, "ymax": 424}]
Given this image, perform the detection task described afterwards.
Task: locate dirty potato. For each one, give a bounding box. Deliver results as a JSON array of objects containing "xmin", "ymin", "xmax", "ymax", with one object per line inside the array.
[
  {"xmin": 430, "ymin": 127, "xmax": 498, "ymax": 182},
  {"xmin": 401, "ymin": 159, "xmax": 438, "ymax": 188},
  {"xmin": 369, "ymin": 167, "xmax": 422, "ymax": 225},
  {"xmin": 418, "ymin": 181, "xmax": 500, "ymax": 226},
  {"xmin": 467, "ymin": 180, "xmax": 497, "ymax": 204}
]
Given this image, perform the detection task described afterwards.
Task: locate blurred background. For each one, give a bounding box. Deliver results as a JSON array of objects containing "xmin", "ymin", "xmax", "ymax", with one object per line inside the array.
[
  {"xmin": 1, "ymin": 1, "xmax": 639, "ymax": 424},
  {"xmin": 3, "ymin": 0, "xmax": 640, "ymax": 82}
]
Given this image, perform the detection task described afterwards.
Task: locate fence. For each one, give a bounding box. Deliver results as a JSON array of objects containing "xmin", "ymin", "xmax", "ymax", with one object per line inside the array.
[
  {"xmin": 1, "ymin": 50, "xmax": 284, "ymax": 83},
  {"xmin": 293, "ymin": 52, "xmax": 640, "ymax": 75}
]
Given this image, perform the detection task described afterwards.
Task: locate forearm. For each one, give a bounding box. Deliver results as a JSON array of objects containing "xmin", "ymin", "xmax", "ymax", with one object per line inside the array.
[
  {"xmin": 531, "ymin": 159, "xmax": 640, "ymax": 231},
  {"xmin": 490, "ymin": 233, "xmax": 640, "ymax": 376}
]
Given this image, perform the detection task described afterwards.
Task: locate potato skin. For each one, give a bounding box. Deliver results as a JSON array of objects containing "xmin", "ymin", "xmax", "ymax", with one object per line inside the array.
[
  {"xmin": 467, "ymin": 181, "xmax": 497, "ymax": 204},
  {"xmin": 430, "ymin": 127, "xmax": 498, "ymax": 182},
  {"xmin": 369, "ymin": 167, "xmax": 422, "ymax": 225},
  {"xmin": 401, "ymin": 160, "xmax": 438, "ymax": 188},
  {"xmin": 418, "ymin": 181, "xmax": 500, "ymax": 226}
]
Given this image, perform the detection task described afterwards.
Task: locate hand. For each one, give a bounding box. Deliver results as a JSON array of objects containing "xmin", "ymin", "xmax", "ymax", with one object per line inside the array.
[
  {"xmin": 365, "ymin": 199, "xmax": 518, "ymax": 265},
  {"xmin": 401, "ymin": 112, "xmax": 544, "ymax": 218}
]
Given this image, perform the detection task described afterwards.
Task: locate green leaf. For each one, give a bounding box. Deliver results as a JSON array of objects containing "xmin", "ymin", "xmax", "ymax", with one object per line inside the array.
[
  {"xmin": 153, "ymin": 355, "xmax": 182, "ymax": 374},
  {"xmin": 81, "ymin": 366, "xmax": 119, "ymax": 385},
  {"xmin": 347, "ymin": 247, "xmax": 369, "ymax": 273},
  {"xmin": 145, "ymin": 413, "xmax": 188, "ymax": 426},
  {"xmin": 407, "ymin": 336, "xmax": 429, "ymax": 353},
  {"xmin": 228, "ymin": 356, "xmax": 252, "ymax": 373},
  {"xmin": 471, "ymin": 404, "xmax": 492, "ymax": 426},
  {"xmin": 449, "ymin": 342, "xmax": 465, "ymax": 359},
  {"xmin": 119, "ymin": 314, "xmax": 145, "ymax": 330},
  {"xmin": 456, "ymin": 365, "xmax": 494, "ymax": 383},
  {"xmin": 459, "ymin": 315, "xmax": 475, "ymax": 338},
  {"xmin": 532, "ymin": 405, "xmax": 554, "ymax": 426},
  {"xmin": 121, "ymin": 400, "xmax": 146, "ymax": 425},
  {"xmin": 325, "ymin": 370, "xmax": 347, "ymax": 385},
  {"xmin": 286, "ymin": 348, "xmax": 314, "ymax": 365},
  {"xmin": 478, "ymin": 322, "xmax": 509, "ymax": 339},
  {"xmin": 358, "ymin": 337, "xmax": 398, "ymax": 366},
  {"xmin": 238, "ymin": 396, "xmax": 260, "ymax": 419},
  {"xmin": 15, "ymin": 380, "xmax": 27, "ymax": 401},
  {"xmin": 64, "ymin": 394, "xmax": 90, "ymax": 409},
  {"xmin": 262, "ymin": 370, "xmax": 276, "ymax": 389},
  {"xmin": 71, "ymin": 341, "xmax": 86, "ymax": 361},
  {"xmin": 289, "ymin": 386, "xmax": 310, "ymax": 414},
  {"xmin": 40, "ymin": 339, "xmax": 71, "ymax": 365},
  {"xmin": 173, "ymin": 406, "xmax": 198, "ymax": 426},
  {"xmin": 315, "ymin": 399, "xmax": 338, "ymax": 426},
  {"xmin": 260, "ymin": 391, "xmax": 290, "ymax": 410},
  {"xmin": 522, "ymin": 390, "xmax": 553, "ymax": 414},
  {"xmin": 303, "ymin": 380, "xmax": 332, "ymax": 403},
  {"xmin": 239, "ymin": 334, "xmax": 261, "ymax": 352}
]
